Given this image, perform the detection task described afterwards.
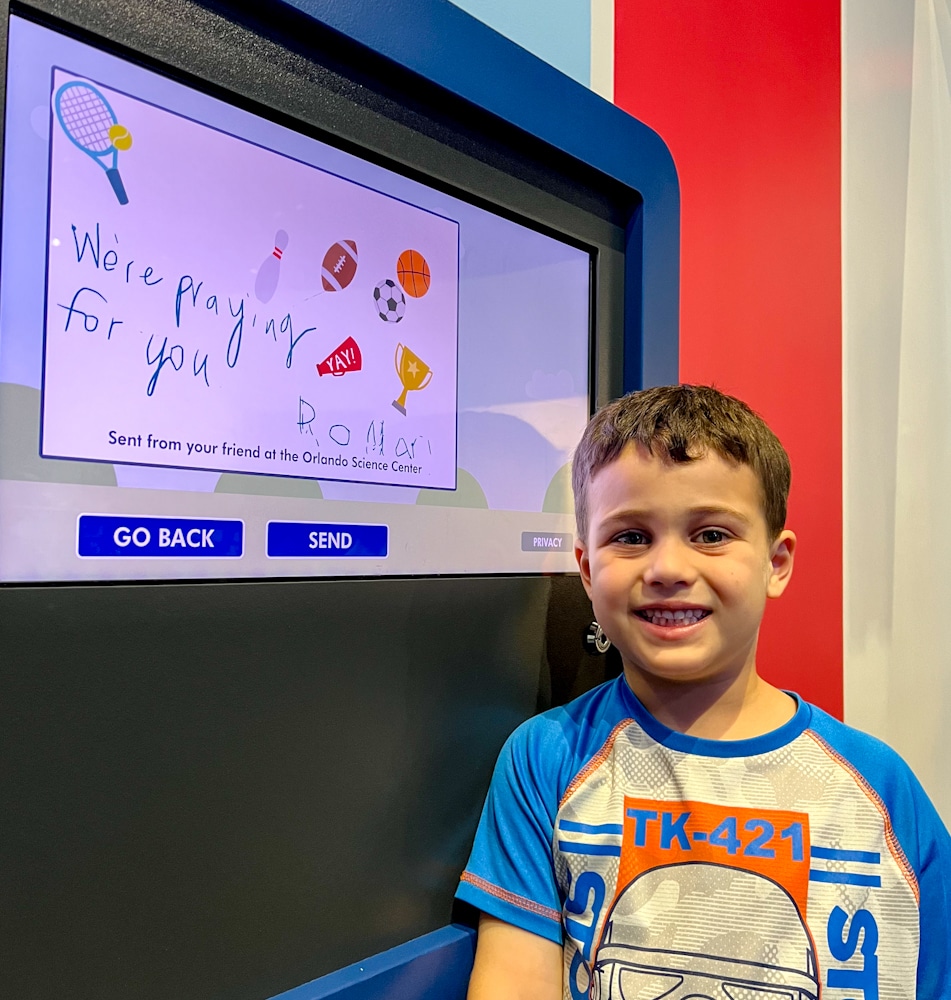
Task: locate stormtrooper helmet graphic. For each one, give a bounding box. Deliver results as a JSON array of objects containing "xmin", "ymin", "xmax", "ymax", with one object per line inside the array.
[{"xmin": 591, "ymin": 862, "xmax": 819, "ymax": 1000}]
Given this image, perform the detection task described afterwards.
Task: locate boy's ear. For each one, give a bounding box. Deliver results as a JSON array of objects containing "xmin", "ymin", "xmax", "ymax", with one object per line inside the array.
[
  {"xmin": 575, "ymin": 539, "xmax": 593, "ymax": 598},
  {"xmin": 766, "ymin": 529, "xmax": 796, "ymax": 599}
]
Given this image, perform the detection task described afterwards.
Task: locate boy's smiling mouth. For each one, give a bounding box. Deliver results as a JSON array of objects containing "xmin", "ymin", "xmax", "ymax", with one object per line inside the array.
[{"xmin": 635, "ymin": 607, "xmax": 711, "ymax": 627}]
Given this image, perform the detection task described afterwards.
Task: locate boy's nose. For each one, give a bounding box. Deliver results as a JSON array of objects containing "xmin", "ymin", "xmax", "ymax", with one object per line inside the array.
[{"xmin": 643, "ymin": 537, "xmax": 696, "ymax": 588}]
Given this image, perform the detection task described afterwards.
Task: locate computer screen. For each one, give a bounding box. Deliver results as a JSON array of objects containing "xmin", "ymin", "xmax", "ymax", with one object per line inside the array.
[{"xmin": 0, "ymin": 13, "xmax": 592, "ymax": 582}]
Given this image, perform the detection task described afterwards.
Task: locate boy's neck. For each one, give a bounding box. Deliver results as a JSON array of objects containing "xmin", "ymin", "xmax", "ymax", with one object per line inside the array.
[{"xmin": 623, "ymin": 663, "xmax": 797, "ymax": 740}]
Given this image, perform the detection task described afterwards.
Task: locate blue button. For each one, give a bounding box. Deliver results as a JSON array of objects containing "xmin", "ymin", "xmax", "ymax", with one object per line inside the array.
[
  {"xmin": 78, "ymin": 515, "xmax": 243, "ymax": 557},
  {"xmin": 267, "ymin": 521, "xmax": 388, "ymax": 558}
]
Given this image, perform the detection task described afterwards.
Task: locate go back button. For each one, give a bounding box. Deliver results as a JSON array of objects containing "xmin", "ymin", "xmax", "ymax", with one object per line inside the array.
[{"xmin": 77, "ymin": 514, "xmax": 244, "ymax": 557}]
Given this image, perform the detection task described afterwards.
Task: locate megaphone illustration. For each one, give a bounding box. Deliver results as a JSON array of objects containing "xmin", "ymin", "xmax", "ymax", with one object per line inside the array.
[{"xmin": 317, "ymin": 336, "xmax": 362, "ymax": 377}]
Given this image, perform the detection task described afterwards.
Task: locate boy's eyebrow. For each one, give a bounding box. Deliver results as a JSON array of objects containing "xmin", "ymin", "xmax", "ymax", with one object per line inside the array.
[
  {"xmin": 598, "ymin": 505, "xmax": 755, "ymax": 528},
  {"xmin": 687, "ymin": 504, "xmax": 755, "ymax": 525}
]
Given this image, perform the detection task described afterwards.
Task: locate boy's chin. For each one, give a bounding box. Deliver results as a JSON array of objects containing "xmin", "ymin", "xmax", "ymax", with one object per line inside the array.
[{"xmin": 620, "ymin": 653, "xmax": 754, "ymax": 688}]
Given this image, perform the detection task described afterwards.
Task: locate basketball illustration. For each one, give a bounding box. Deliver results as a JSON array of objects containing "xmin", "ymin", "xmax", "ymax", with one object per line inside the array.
[
  {"xmin": 396, "ymin": 249, "xmax": 430, "ymax": 298},
  {"xmin": 321, "ymin": 239, "xmax": 359, "ymax": 292}
]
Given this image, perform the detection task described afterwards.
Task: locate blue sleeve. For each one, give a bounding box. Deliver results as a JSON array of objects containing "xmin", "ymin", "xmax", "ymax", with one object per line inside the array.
[
  {"xmin": 912, "ymin": 789, "xmax": 951, "ymax": 1000},
  {"xmin": 809, "ymin": 709, "xmax": 951, "ymax": 999},
  {"xmin": 455, "ymin": 717, "xmax": 566, "ymax": 944}
]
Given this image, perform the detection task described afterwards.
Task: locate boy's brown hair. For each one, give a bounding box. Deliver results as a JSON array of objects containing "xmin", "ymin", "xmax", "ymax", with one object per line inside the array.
[{"xmin": 572, "ymin": 384, "xmax": 791, "ymax": 541}]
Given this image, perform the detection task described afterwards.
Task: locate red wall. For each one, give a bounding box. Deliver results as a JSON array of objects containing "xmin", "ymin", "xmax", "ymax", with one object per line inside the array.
[{"xmin": 615, "ymin": 2, "xmax": 842, "ymax": 714}]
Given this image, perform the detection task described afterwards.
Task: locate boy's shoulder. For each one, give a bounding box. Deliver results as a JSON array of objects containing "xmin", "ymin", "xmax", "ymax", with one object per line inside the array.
[
  {"xmin": 803, "ymin": 702, "xmax": 947, "ymax": 843},
  {"xmin": 497, "ymin": 676, "xmax": 632, "ymax": 809},
  {"xmin": 805, "ymin": 701, "xmax": 926, "ymax": 788},
  {"xmin": 507, "ymin": 679, "xmax": 942, "ymax": 823},
  {"xmin": 504, "ymin": 674, "xmax": 669, "ymax": 762},
  {"xmin": 511, "ymin": 674, "xmax": 629, "ymax": 743},
  {"xmin": 803, "ymin": 699, "xmax": 898, "ymax": 764}
]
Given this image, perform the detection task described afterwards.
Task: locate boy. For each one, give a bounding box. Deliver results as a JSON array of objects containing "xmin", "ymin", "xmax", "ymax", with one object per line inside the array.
[{"xmin": 456, "ymin": 385, "xmax": 951, "ymax": 1000}]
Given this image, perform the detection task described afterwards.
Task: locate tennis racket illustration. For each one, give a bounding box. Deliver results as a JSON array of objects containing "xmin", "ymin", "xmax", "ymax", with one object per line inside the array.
[{"xmin": 54, "ymin": 81, "xmax": 131, "ymax": 205}]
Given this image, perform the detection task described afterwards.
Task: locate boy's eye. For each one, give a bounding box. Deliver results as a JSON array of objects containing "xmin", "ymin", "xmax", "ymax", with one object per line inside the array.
[
  {"xmin": 614, "ymin": 529, "xmax": 650, "ymax": 546},
  {"xmin": 696, "ymin": 528, "xmax": 729, "ymax": 545}
]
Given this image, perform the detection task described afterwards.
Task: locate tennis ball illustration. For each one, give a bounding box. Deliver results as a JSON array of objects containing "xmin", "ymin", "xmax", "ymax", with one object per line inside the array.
[{"xmin": 108, "ymin": 124, "xmax": 132, "ymax": 151}]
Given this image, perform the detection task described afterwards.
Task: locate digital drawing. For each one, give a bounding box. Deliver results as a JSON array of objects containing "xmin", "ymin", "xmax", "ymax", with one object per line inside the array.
[
  {"xmin": 53, "ymin": 80, "xmax": 131, "ymax": 205},
  {"xmin": 396, "ymin": 248, "xmax": 431, "ymax": 297},
  {"xmin": 392, "ymin": 343, "xmax": 432, "ymax": 414},
  {"xmin": 320, "ymin": 239, "xmax": 358, "ymax": 291},
  {"xmin": 317, "ymin": 336, "xmax": 362, "ymax": 377},
  {"xmin": 43, "ymin": 66, "xmax": 460, "ymax": 492},
  {"xmin": 592, "ymin": 862, "xmax": 819, "ymax": 1000},
  {"xmin": 254, "ymin": 229, "xmax": 289, "ymax": 303},
  {"xmin": 373, "ymin": 278, "xmax": 406, "ymax": 322}
]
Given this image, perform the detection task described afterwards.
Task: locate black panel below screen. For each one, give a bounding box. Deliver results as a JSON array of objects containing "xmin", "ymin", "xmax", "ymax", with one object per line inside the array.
[{"xmin": 1, "ymin": 576, "xmax": 614, "ymax": 999}]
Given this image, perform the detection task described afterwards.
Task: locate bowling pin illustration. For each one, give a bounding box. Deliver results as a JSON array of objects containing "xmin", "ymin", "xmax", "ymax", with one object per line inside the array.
[{"xmin": 254, "ymin": 230, "xmax": 289, "ymax": 304}]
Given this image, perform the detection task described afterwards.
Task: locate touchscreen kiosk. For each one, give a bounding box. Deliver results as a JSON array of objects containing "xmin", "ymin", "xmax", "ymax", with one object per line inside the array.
[
  {"xmin": 1, "ymin": 2, "xmax": 679, "ymax": 999},
  {"xmin": 1, "ymin": 14, "xmax": 594, "ymax": 582}
]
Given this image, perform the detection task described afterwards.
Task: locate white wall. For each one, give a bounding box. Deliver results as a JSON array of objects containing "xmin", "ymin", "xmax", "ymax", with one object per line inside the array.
[{"xmin": 844, "ymin": 0, "xmax": 951, "ymax": 822}]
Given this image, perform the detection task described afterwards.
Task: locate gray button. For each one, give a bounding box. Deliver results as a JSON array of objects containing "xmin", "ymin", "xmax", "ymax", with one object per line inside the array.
[{"xmin": 521, "ymin": 531, "xmax": 574, "ymax": 552}]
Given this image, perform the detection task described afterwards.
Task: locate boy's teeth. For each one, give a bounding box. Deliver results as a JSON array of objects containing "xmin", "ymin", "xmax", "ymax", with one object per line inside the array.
[{"xmin": 640, "ymin": 608, "xmax": 707, "ymax": 625}]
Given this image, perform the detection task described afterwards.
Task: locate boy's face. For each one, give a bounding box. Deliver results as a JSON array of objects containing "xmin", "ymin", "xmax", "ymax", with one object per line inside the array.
[{"xmin": 575, "ymin": 443, "xmax": 795, "ymax": 687}]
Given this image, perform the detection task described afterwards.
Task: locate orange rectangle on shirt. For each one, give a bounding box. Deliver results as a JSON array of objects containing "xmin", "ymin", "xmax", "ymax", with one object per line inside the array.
[{"xmin": 618, "ymin": 797, "xmax": 811, "ymax": 917}]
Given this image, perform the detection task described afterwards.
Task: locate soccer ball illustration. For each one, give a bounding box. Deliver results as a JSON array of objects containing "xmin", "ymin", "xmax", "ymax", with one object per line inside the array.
[{"xmin": 373, "ymin": 279, "xmax": 406, "ymax": 323}]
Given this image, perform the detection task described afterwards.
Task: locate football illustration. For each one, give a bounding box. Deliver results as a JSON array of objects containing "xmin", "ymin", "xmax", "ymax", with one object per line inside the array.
[
  {"xmin": 321, "ymin": 239, "xmax": 358, "ymax": 292},
  {"xmin": 373, "ymin": 279, "xmax": 406, "ymax": 323},
  {"xmin": 396, "ymin": 249, "xmax": 431, "ymax": 297}
]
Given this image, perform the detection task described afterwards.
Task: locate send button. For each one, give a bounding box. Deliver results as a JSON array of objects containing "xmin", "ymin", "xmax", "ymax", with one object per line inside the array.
[{"xmin": 267, "ymin": 521, "xmax": 388, "ymax": 558}]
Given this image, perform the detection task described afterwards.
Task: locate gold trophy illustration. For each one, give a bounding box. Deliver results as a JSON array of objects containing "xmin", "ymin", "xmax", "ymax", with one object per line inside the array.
[{"xmin": 392, "ymin": 343, "xmax": 433, "ymax": 415}]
